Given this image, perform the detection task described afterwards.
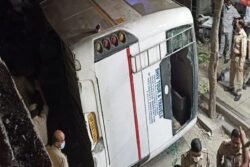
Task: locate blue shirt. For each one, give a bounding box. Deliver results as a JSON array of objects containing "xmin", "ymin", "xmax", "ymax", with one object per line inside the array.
[{"xmin": 221, "ymin": 5, "xmax": 240, "ymax": 33}]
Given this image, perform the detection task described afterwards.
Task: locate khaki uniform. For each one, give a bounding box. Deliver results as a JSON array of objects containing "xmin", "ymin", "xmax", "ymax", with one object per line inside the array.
[
  {"xmin": 230, "ymin": 29, "xmax": 247, "ymax": 95},
  {"xmin": 217, "ymin": 139, "xmax": 242, "ymax": 167},
  {"xmin": 181, "ymin": 149, "xmax": 210, "ymax": 167},
  {"xmin": 244, "ymin": 35, "xmax": 250, "ymax": 84},
  {"xmin": 32, "ymin": 105, "xmax": 48, "ymax": 145},
  {"xmin": 47, "ymin": 145, "xmax": 69, "ymax": 167}
]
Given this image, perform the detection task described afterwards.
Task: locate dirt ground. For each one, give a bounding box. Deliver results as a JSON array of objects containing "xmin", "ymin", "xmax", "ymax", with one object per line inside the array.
[{"xmin": 142, "ymin": 122, "xmax": 228, "ymax": 167}]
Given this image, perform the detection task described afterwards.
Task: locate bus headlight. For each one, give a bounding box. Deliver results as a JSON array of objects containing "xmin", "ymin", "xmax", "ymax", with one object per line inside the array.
[
  {"xmin": 95, "ymin": 41, "xmax": 103, "ymax": 53},
  {"xmin": 118, "ymin": 31, "xmax": 126, "ymax": 43}
]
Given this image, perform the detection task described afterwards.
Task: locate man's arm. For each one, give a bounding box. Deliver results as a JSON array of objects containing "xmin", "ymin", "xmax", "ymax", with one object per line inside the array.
[
  {"xmin": 240, "ymin": 127, "xmax": 249, "ymax": 167},
  {"xmin": 206, "ymin": 152, "xmax": 210, "ymax": 167},
  {"xmin": 217, "ymin": 143, "xmax": 224, "ymax": 167},
  {"xmin": 241, "ymin": 35, "xmax": 247, "ymax": 60},
  {"xmin": 248, "ymin": 37, "xmax": 250, "ymax": 61},
  {"xmin": 233, "ymin": 7, "xmax": 241, "ymax": 18}
]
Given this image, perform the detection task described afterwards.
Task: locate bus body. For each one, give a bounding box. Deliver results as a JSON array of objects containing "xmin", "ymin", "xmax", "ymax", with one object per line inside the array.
[{"xmin": 41, "ymin": 0, "xmax": 198, "ymax": 166}]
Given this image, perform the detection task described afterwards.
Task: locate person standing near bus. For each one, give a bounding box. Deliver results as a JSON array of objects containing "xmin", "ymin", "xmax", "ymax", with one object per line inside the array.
[
  {"xmin": 181, "ymin": 138, "xmax": 210, "ymax": 167},
  {"xmin": 220, "ymin": 0, "xmax": 240, "ymax": 64},
  {"xmin": 242, "ymin": 7, "xmax": 250, "ymax": 90},
  {"xmin": 217, "ymin": 129, "xmax": 242, "ymax": 167},
  {"xmin": 228, "ymin": 19, "xmax": 247, "ymax": 101},
  {"xmin": 47, "ymin": 130, "xmax": 69, "ymax": 167}
]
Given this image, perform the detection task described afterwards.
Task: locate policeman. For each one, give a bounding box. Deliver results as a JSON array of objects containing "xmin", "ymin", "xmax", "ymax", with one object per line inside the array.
[
  {"xmin": 181, "ymin": 138, "xmax": 210, "ymax": 167},
  {"xmin": 228, "ymin": 19, "xmax": 247, "ymax": 101},
  {"xmin": 220, "ymin": 0, "xmax": 240, "ymax": 64},
  {"xmin": 217, "ymin": 129, "xmax": 242, "ymax": 167},
  {"xmin": 243, "ymin": 7, "xmax": 250, "ymax": 90}
]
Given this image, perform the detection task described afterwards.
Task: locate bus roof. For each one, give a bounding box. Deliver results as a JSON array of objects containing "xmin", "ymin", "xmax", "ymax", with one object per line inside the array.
[{"xmin": 40, "ymin": 0, "xmax": 182, "ymax": 45}]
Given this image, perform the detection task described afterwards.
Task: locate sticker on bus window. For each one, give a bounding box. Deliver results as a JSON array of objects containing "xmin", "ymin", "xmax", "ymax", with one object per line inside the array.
[{"xmin": 143, "ymin": 66, "xmax": 163, "ymax": 124}]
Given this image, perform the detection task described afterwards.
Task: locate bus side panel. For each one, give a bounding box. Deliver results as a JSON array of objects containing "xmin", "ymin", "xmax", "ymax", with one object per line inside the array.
[
  {"xmin": 130, "ymin": 44, "xmax": 150, "ymax": 160},
  {"xmin": 136, "ymin": 31, "xmax": 174, "ymax": 152},
  {"xmin": 141, "ymin": 62, "xmax": 173, "ymax": 152},
  {"xmin": 95, "ymin": 49, "xmax": 138, "ymax": 167}
]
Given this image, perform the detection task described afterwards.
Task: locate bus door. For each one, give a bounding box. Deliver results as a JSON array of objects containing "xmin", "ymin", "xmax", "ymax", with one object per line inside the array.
[
  {"xmin": 132, "ymin": 38, "xmax": 173, "ymax": 153},
  {"xmin": 94, "ymin": 31, "xmax": 150, "ymax": 167}
]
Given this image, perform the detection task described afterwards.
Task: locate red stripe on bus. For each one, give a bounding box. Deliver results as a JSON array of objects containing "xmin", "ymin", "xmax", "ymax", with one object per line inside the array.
[{"xmin": 126, "ymin": 47, "xmax": 141, "ymax": 160}]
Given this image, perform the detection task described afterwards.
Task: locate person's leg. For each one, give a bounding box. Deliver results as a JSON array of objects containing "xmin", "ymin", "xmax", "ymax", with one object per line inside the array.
[
  {"xmin": 219, "ymin": 32, "xmax": 226, "ymax": 57},
  {"xmin": 243, "ymin": 63, "xmax": 250, "ymax": 89},
  {"xmin": 225, "ymin": 32, "xmax": 233, "ymax": 63},
  {"xmin": 229, "ymin": 59, "xmax": 235, "ymax": 90},
  {"xmin": 234, "ymin": 59, "xmax": 244, "ymax": 101}
]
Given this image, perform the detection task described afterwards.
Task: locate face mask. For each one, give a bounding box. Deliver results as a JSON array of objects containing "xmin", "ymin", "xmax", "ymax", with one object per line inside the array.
[
  {"xmin": 60, "ymin": 141, "xmax": 65, "ymax": 150},
  {"xmin": 226, "ymin": 4, "xmax": 232, "ymax": 9}
]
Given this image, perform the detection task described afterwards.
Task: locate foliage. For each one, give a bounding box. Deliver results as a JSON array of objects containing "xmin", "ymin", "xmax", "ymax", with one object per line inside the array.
[
  {"xmin": 198, "ymin": 52, "xmax": 209, "ymax": 65},
  {"xmin": 199, "ymin": 80, "xmax": 209, "ymax": 94}
]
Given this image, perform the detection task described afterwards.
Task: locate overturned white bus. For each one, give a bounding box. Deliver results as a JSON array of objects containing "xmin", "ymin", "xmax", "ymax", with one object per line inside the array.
[
  {"xmin": 1, "ymin": 0, "xmax": 199, "ymax": 166},
  {"xmin": 42, "ymin": 0, "xmax": 199, "ymax": 166}
]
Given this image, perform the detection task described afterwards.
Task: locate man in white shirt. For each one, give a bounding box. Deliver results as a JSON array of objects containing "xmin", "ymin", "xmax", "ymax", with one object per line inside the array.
[
  {"xmin": 220, "ymin": 0, "xmax": 241, "ymax": 64},
  {"xmin": 47, "ymin": 130, "xmax": 69, "ymax": 167}
]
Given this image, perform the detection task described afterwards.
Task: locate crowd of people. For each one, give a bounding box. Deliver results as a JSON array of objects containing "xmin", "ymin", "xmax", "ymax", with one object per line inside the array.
[
  {"xmin": 219, "ymin": 0, "xmax": 250, "ymax": 101},
  {"xmin": 175, "ymin": 127, "xmax": 249, "ymax": 167}
]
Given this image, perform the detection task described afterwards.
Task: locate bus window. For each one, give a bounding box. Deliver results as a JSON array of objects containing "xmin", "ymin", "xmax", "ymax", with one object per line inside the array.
[
  {"xmin": 171, "ymin": 46, "xmax": 194, "ymax": 127},
  {"xmin": 166, "ymin": 25, "xmax": 192, "ymax": 54},
  {"xmin": 165, "ymin": 25, "xmax": 196, "ymax": 130}
]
